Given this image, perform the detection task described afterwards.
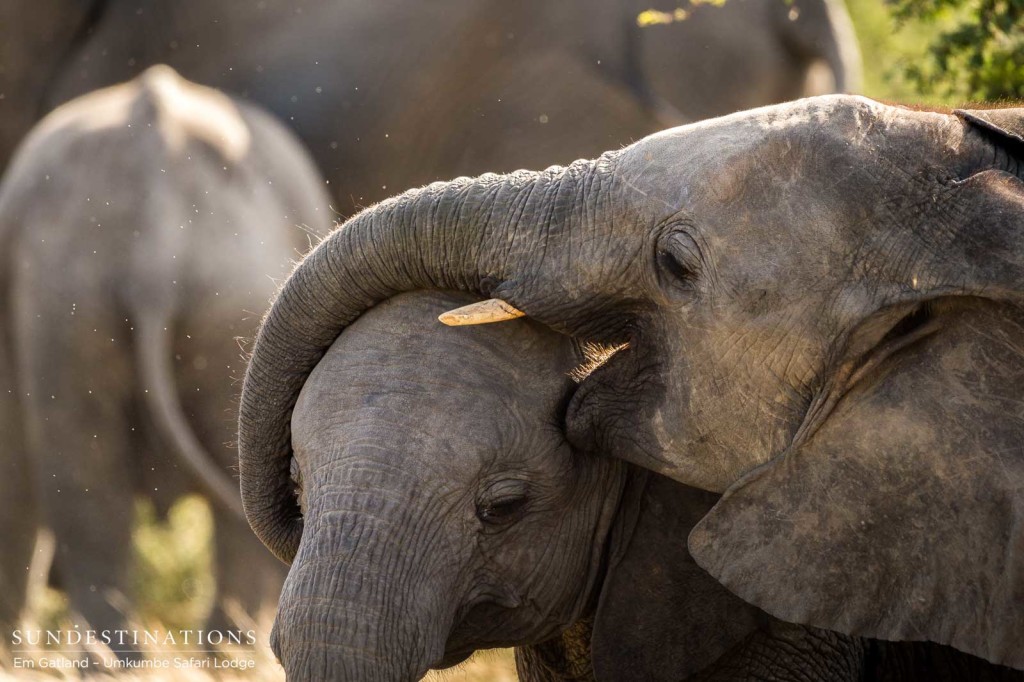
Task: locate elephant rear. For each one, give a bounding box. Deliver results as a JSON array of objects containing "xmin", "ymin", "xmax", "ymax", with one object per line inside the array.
[{"xmin": 0, "ymin": 65, "xmax": 330, "ymax": 657}]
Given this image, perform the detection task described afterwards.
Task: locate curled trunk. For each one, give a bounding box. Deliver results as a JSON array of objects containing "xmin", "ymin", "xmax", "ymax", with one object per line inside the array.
[{"xmin": 238, "ymin": 163, "xmax": 593, "ymax": 562}]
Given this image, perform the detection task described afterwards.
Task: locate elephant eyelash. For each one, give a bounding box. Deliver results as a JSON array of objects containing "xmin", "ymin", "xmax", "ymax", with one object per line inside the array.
[
  {"xmin": 476, "ymin": 480, "xmax": 530, "ymax": 525},
  {"xmin": 476, "ymin": 496, "xmax": 528, "ymax": 524},
  {"xmin": 655, "ymin": 230, "xmax": 702, "ymax": 295},
  {"xmin": 658, "ymin": 248, "xmax": 697, "ymax": 286}
]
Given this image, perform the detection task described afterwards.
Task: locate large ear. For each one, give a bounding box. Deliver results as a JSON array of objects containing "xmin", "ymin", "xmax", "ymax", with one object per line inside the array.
[
  {"xmin": 689, "ymin": 299, "xmax": 1024, "ymax": 670},
  {"xmin": 923, "ymin": 108, "xmax": 1024, "ymax": 306},
  {"xmin": 591, "ymin": 471, "xmax": 767, "ymax": 681},
  {"xmin": 956, "ymin": 108, "xmax": 1024, "ymax": 155}
]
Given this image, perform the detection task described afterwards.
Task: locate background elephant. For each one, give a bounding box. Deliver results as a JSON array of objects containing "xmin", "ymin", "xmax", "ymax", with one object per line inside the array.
[
  {"xmin": 0, "ymin": 65, "xmax": 331, "ymax": 660},
  {"xmin": 239, "ymin": 96, "xmax": 1024, "ymax": 673},
  {"xmin": 269, "ymin": 289, "xmax": 1019, "ymax": 681},
  {"xmin": 0, "ymin": 0, "xmax": 860, "ymax": 213}
]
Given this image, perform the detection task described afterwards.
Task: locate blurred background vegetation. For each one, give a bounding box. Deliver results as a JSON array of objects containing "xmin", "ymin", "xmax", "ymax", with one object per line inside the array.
[
  {"xmin": 847, "ymin": 0, "xmax": 1022, "ymax": 105},
  {"xmin": 12, "ymin": 1, "xmax": 1018, "ymax": 680}
]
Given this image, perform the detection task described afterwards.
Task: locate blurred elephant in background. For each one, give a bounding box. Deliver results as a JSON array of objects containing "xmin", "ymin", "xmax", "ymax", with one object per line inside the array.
[
  {"xmin": 267, "ymin": 291, "xmax": 1018, "ymax": 681},
  {"xmin": 0, "ymin": 0, "xmax": 860, "ymax": 213},
  {"xmin": 239, "ymin": 96, "xmax": 1024, "ymax": 673},
  {"xmin": 0, "ymin": 65, "xmax": 331, "ymax": 661}
]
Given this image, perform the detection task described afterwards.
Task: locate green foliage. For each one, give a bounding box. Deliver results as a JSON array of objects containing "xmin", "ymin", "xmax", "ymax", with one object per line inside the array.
[
  {"xmin": 890, "ymin": 0, "xmax": 1024, "ymax": 102},
  {"xmin": 133, "ymin": 496, "xmax": 214, "ymax": 631},
  {"xmin": 640, "ymin": 0, "xmax": 1023, "ymax": 105}
]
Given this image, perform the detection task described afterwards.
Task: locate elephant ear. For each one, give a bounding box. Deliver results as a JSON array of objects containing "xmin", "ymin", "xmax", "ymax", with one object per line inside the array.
[
  {"xmin": 884, "ymin": 108, "xmax": 1024, "ymax": 310},
  {"xmin": 955, "ymin": 107, "xmax": 1024, "ymax": 155},
  {"xmin": 689, "ymin": 299, "xmax": 1024, "ymax": 670},
  {"xmin": 591, "ymin": 471, "xmax": 767, "ymax": 681}
]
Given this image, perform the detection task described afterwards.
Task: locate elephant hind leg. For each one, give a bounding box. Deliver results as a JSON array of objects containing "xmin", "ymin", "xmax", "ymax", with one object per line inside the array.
[
  {"xmin": 18, "ymin": 308, "xmax": 141, "ymax": 663},
  {"xmin": 0, "ymin": 320, "xmax": 34, "ymax": 663},
  {"xmin": 0, "ymin": 451, "xmax": 36, "ymax": 665}
]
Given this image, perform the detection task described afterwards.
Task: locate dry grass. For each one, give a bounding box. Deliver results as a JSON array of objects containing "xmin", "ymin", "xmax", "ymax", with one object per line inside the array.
[
  {"xmin": 424, "ymin": 650, "xmax": 518, "ymax": 682},
  {"xmin": 1, "ymin": 642, "xmax": 517, "ymax": 681},
  {"xmin": 6, "ymin": 496, "xmax": 517, "ymax": 681}
]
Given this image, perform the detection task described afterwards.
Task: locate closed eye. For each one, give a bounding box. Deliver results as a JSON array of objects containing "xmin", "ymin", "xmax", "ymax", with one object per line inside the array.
[
  {"xmin": 476, "ymin": 496, "xmax": 528, "ymax": 523},
  {"xmin": 476, "ymin": 479, "xmax": 530, "ymax": 525},
  {"xmin": 658, "ymin": 247, "xmax": 695, "ymax": 286},
  {"xmin": 656, "ymin": 229, "xmax": 702, "ymax": 295}
]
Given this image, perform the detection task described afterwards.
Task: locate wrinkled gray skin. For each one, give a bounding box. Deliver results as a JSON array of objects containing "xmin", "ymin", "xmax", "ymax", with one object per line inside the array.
[
  {"xmin": 276, "ymin": 291, "xmax": 1019, "ymax": 681},
  {"xmin": 520, "ymin": 477, "xmax": 1023, "ymax": 682},
  {"xmin": 280, "ymin": 291, "xmax": 628, "ymax": 679},
  {"xmin": 0, "ymin": 66, "xmax": 330, "ymax": 661},
  {"xmin": 0, "ymin": 0, "xmax": 860, "ymax": 212},
  {"xmin": 239, "ymin": 96, "xmax": 1024, "ymax": 672}
]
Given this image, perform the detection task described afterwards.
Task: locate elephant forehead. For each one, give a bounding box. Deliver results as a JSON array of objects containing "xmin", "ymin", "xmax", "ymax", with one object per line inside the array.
[
  {"xmin": 291, "ymin": 386, "xmax": 563, "ymax": 486},
  {"xmin": 291, "ymin": 291, "xmax": 576, "ymax": 459},
  {"xmin": 615, "ymin": 95, "xmax": 895, "ymax": 212}
]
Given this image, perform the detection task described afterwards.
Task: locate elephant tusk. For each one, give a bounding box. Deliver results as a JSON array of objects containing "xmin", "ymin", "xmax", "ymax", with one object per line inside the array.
[{"xmin": 438, "ymin": 298, "xmax": 526, "ymax": 326}]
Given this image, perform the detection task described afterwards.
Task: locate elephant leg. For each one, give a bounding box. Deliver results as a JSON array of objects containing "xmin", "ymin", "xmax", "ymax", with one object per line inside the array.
[
  {"xmin": 0, "ymin": 414, "xmax": 35, "ymax": 665},
  {"xmin": 41, "ymin": 435, "xmax": 138, "ymax": 663},
  {"xmin": 868, "ymin": 640, "xmax": 1024, "ymax": 681},
  {"xmin": 690, "ymin": 621, "xmax": 869, "ymax": 682},
  {"xmin": 19, "ymin": 311, "xmax": 140, "ymax": 662},
  {"xmin": 206, "ymin": 506, "xmax": 285, "ymax": 638},
  {"xmin": 0, "ymin": 290, "xmax": 34, "ymax": 660}
]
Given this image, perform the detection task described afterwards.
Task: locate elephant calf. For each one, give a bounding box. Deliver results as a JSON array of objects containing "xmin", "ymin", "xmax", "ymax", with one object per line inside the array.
[
  {"xmin": 0, "ymin": 65, "xmax": 331, "ymax": 659},
  {"xmin": 268, "ymin": 291, "xmax": 1021, "ymax": 681}
]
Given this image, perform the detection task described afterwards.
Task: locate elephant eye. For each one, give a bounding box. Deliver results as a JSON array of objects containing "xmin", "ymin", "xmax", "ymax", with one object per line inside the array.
[
  {"xmin": 658, "ymin": 248, "xmax": 694, "ymax": 285},
  {"xmin": 476, "ymin": 480, "xmax": 529, "ymax": 525},
  {"xmin": 656, "ymin": 230, "xmax": 701, "ymax": 295},
  {"xmin": 476, "ymin": 497, "xmax": 527, "ymax": 523}
]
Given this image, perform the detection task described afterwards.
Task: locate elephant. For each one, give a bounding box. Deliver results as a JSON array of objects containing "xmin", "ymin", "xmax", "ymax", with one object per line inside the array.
[
  {"xmin": 238, "ymin": 95, "xmax": 1024, "ymax": 674},
  {"xmin": 0, "ymin": 65, "xmax": 331, "ymax": 660},
  {"xmin": 268, "ymin": 289, "xmax": 1020, "ymax": 680},
  {"xmin": 0, "ymin": 0, "xmax": 861, "ymax": 213}
]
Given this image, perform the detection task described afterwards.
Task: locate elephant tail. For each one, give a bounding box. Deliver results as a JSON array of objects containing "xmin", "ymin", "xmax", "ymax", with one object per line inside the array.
[{"xmin": 134, "ymin": 307, "xmax": 246, "ymax": 521}]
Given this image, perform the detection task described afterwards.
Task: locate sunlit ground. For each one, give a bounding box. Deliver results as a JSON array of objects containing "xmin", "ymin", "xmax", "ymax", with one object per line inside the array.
[
  {"xmin": 5, "ymin": 496, "xmax": 517, "ymax": 681},
  {"xmin": 424, "ymin": 650, "xmax": 517, "ymax": 682},
  {"xmin": 0, "ymin": 647, "xmax": 516, "ymax": 682},
  {"xmin": 1, "ymin": 634, "xmax": 516, "ymax": 682}
]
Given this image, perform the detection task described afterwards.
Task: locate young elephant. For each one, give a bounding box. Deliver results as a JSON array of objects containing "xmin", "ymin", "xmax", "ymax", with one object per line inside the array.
[
  {"xmin": 275, "ymin": 291, "xmax": 1021, "ymax": 681},
  {"xmin": 0, "ymin": 65, "xmax": 331, "ymax": 657},
  {"xmin": 279, "ymin": 290, "xmax": 629, "ymax": 679}
]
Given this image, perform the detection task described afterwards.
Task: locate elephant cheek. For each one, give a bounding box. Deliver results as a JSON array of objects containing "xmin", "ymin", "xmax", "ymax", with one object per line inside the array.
[{"xmin": 567, "ymin": 347, "xmax": 746, "ymax": 493}]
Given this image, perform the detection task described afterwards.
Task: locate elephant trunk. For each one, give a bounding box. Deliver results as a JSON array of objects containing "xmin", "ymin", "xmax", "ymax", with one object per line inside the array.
[
  {"xmin": 238, "ymin": 162, "xmax": 597, "ymax": 563},
  {"xmin": 272, "ymin": 558, "xmax": 446, "ymax": 681},
  {"xmin": 271, "ymin": 469, "xmax": 457, "ymax": 682}
]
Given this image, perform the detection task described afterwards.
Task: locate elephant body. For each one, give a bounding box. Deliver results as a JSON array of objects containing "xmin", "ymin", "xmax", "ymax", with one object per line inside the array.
[
  {"xmin": 240, "ymin": 96, "xmax": 1024, "ymax": 675},
  {"xmin": 0, "ymin": 66, "xmax": 331, "ymax": 659},
  {"xmin": 0, "ymin": 0, "xmax": 860, "ymax": 212}
]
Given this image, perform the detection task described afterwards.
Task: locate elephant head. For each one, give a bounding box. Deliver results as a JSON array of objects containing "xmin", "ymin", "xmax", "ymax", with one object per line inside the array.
[
  {"xmin": 240, "ymin": 96, "xmax": 1024, "ymax": 669},
  {"xmin": 272, "ymin": 290, "xmax": 774, "ymax": 680},
  {"xmin": 273, "ymin": 291, "xmax": 627, "ymax": 679}
]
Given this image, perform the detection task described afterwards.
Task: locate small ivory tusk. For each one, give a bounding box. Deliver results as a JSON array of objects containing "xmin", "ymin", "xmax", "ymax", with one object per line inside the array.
[{"xmin": 438, "ymin": 298, "xmax": 526, "ymax": 326}]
